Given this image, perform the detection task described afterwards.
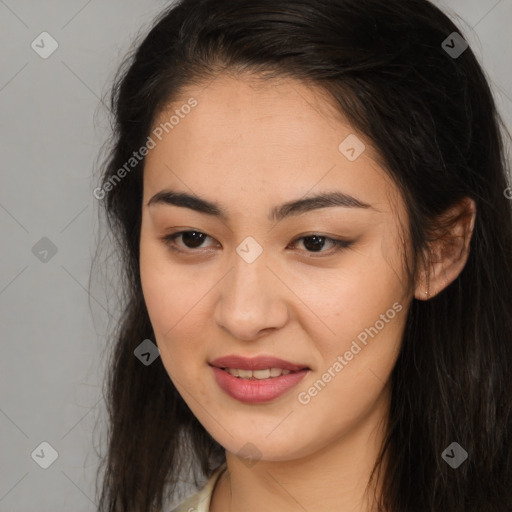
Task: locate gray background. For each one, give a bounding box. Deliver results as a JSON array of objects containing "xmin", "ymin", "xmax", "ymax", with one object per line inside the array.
[{"xmin": 1, "ymin": 1, "xmax": 511, "ymax": 511}]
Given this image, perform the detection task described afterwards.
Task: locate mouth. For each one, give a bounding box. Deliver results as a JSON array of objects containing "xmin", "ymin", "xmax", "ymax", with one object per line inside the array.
[
  {"xmin": 208, "ymin": 354, "xmax": 310, "ymax": 403},
  {"xmin": 215, "ymin": 367, "xmax": 302, "ymax": 379},
  {"xmin": 209, "ymin": 354, "xmax": 310, "ymax": 374}
]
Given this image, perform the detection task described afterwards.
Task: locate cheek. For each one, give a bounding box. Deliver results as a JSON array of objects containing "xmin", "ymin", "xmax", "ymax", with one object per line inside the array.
[
  {"xmin": 139, "ymin": 241, "xmax": 212, "ymax": 381},
  {"xmin": 294, "ymin": 288, "xmax": 404, "ymax": 450},
  {"xmin": 140, "ymin": 237, "xmax": 184, "ymax": 351},
  {"xmin": 301, "ymin": 240, "xmax": 407, "ymax": 348},
  {"xmin": 140, "ymin": 239, "xmax": 171, "ymax": 331},
  {"xmin": 303, "ymin": 281, "xmax": 405, "ymax": 393},
  {"xmin": 140, "ymin": 230, "xmax": 193, "ymax": 332}
]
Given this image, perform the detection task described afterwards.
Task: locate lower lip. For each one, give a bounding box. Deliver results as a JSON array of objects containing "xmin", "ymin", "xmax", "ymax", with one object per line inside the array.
[{"xmin": 211, "ymin": 366, "xmax": 309, "ymax": 404}]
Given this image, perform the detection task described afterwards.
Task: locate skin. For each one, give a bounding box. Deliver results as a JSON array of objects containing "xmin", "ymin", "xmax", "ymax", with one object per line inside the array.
[{"xmin": 139, "ymin": 74, "xmax": 476, "ymax": 512}]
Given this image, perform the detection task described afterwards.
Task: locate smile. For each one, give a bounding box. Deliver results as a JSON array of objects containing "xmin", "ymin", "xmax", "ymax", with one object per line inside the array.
[
  {"xmin": 222, "ymin": 367, "xmax": 293, "ymax": 379},
  {"xmin": 211, "ymin": 366, "xmax": 309, "ymax": 403}
]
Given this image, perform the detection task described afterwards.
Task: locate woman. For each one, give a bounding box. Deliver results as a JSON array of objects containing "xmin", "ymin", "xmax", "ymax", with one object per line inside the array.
[{"xmin": 94, "ymin": 0, "xmax": 512, "ymax": 510}]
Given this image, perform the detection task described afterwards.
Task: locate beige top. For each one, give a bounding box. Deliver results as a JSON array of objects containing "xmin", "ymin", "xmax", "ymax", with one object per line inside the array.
[{"xmin": 170, "ymin": 463, "xmax": 227, "ymax": 512}]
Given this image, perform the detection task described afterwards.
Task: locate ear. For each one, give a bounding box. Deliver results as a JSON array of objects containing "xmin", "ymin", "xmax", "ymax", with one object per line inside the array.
[{"xmin": 414, "ymin": 196, "xmax": 476, "ymax": 300}]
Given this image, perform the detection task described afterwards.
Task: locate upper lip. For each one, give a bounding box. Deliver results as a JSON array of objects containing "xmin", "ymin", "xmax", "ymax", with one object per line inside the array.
[{"xmin": 209, "ymin": 355, "xmax": 309, "ymax": 372}]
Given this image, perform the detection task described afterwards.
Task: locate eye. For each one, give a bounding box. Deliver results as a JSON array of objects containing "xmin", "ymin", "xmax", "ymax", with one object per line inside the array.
[
  {"xmin": 161, "ymin": 230, "xmax": 354, "ymax": 256},
  {"xmin": 288, "ymin": 234, "xmax": 354, "ymax": 256},
  {"xmin": 162, "ymin": 230, "xmax": 217, "ymax": 252}
]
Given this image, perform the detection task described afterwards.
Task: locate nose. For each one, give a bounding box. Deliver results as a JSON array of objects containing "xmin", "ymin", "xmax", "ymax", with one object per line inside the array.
[{"xmin": 213, "ymin": 252, "xmax": 289, "ymax": 341}]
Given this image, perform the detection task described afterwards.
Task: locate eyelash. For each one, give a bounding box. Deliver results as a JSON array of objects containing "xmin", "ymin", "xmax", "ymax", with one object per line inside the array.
[{"xmin": 160, "ymin": 230, "xmax": 354, "ymax": 257}]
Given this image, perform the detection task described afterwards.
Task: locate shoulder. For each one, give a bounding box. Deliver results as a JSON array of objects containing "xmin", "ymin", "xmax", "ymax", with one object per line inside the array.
[{"xmin": 170, "ymin": 463, "xmax": 227, "ymax": 512}]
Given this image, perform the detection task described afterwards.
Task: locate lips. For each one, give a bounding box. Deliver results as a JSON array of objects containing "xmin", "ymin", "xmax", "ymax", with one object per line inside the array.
[
  {"xmin": 209, "ymin": 354, "xmax": 311, "ymax": 403},
  {"xmin": 209, "ymin": 354, "xmax": 309, "ymax": 372}
]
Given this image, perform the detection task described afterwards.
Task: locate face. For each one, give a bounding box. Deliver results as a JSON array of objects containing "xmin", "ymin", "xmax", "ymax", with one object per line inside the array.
[{"xmin": 139, "ymin": 73, "xmax": 412, "ymax": 462}]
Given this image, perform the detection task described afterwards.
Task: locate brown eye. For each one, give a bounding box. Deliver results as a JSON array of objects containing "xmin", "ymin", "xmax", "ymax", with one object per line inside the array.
[
  {"xmin": 177, "ymin": 231, "xmax": 207, "ymax": 248},
  {"xmin": 298, "ymin": 235, "xmax": 333, "ymax": 252},
  {"xmin": 162, "ymin": 230, "xmax": 216, "ymax": 252},
  {"xmin": 290, "ymin": 235, "xmax": 354, "ymax": 255},
  {"xmin": 161, "ymin": 231, "xmax": 353, "ymax": 257}
]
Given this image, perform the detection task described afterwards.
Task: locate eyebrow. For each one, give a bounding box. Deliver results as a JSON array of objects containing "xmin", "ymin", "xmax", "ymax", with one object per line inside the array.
[{"xmin": 147, "ymin": 189, "xmax": 373, "ymax": 223}]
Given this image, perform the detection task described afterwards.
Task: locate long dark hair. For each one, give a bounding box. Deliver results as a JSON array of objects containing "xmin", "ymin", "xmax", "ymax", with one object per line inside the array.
[{"xmin": 93, "ymin": 0, "xmax": 512, "ymax": 510}]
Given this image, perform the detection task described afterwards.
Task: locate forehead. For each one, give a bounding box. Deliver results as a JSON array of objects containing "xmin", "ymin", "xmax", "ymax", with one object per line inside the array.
[
  {"xmin": 143, "ymin": 73, "xmax": 400, "ymax": 215},
  {"xmin": 150, "ymin": 73, "xmax": 378, "ymax": 157}
]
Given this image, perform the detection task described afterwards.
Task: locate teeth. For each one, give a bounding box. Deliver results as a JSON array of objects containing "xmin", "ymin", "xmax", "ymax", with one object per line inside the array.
[
  {"xmin": 252, "ymin": 369, "xmax": 271, "ymax": 379},
  {"xmin": 224, "ymin": 367, "xmax": 292, "ymax": 379}
]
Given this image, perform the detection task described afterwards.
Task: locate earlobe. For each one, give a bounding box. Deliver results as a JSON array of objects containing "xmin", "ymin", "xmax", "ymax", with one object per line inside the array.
[{"xmin": 414, "ymin": 197, "xmax": 476, "ymax": 301}]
